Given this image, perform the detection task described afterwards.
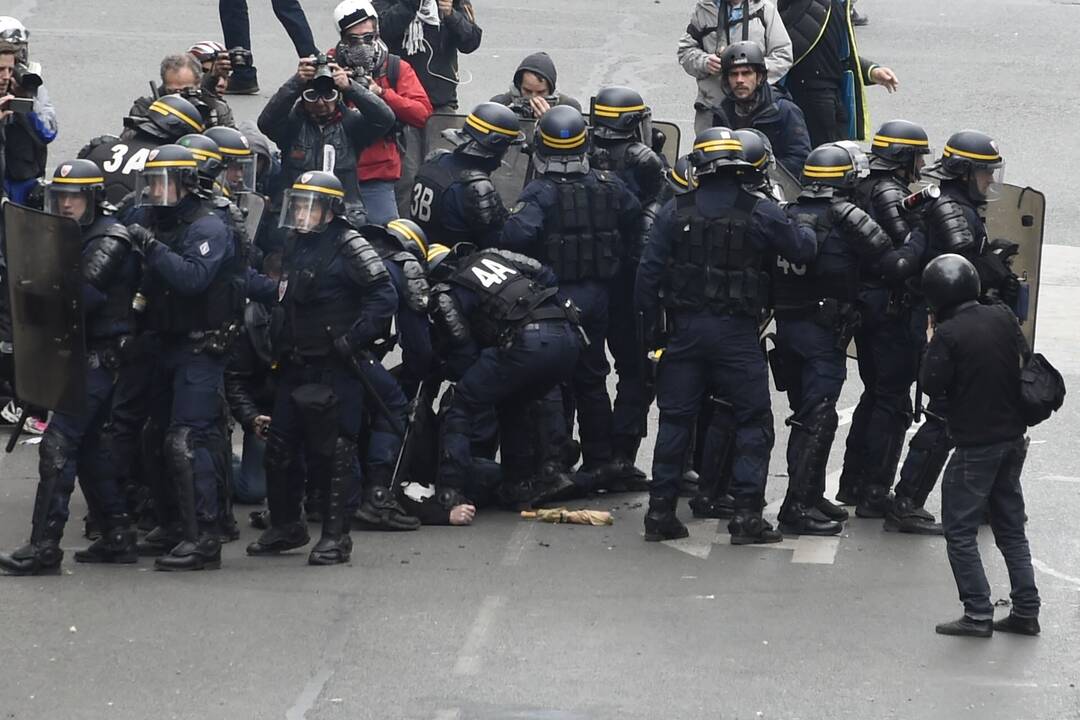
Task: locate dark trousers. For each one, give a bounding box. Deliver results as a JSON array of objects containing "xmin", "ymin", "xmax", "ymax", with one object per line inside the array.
[
  {"xmin": 651, "ymin": 312, "xmax": 774, "ymax": 501},
  {"xmin": 942, "ymin": 437, "xmax": 1040, "ymax": 620},
  {"xmin": 43, "ymin": 364, "xmax": 126, "ymax": 526},
  {"xmin": 788, "ymin": 82, "xmax": 846, "ymax": 148},
  {"xmin": 607, "ymin": 264, "xmax": 654, "ymax": 455},
  {"xmin": 561, "ymin": 281, "xmax": 614, "ymax": 469},
  {"xmin": 219, "ymin": 0, "xmax": 318, "ymax": 61}
]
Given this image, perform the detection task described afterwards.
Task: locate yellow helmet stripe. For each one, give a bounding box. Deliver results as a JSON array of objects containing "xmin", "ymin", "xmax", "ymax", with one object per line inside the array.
[
  {"xmin": 52, "ymin": 176, "xmax": 105, "ymax": 184},
  {"xmin": 465, "ymin": 113, "xmax": 519, "ymax": 137},
  {"xmin": 145, "ymin": 159, "xmax": 198, "ymax": 168},
  {"xmin": 803, "ymin": 169, "xmax": 848, "ymax": 178},
  {"xmin": 188, "ymin": 148, "xmax": 223, "ymax": 162},
  {"xmin": 751, "ymin": 155, "xmax": 767, "ymax": 168},
  {"xmin": 292, "ymin": 183, "xmax": 346, "ymax": 198},
  {"xmin": 943, "ymin": 144, "xmax": 1000, "ymax": 162},
  {"xmin": 149, "ymin": 100, "xmax": 204, "ymax": 132},
  {"xmin": 387, "ymin": 220, "xmax": 427, "ymax": 256},
  {"xmin": 539, "ymin": 129, "xmax": 587, "ymax": 149},
  {"xmin": 427, "ymin": 244, "xmax": 451, "ymax": 263},
  {"xmin": 217, "ymin": 146, "xmax": 253, "ymax": 157},
  {"xmin": 693, "ymin": 140, "xmax": 743, "ymax": 152},
  {"xmin": 803, "ymin": 163, "xmax": 853, "ymax": 172},
  {"xmin": 670, "ymin": 168, "xmax": 689, "ymax": 188},
  {"xmin": 872, "ymin": 134, "xmax": 929, "ymax": 147},
  {"xmin": 593, "ymin": 103, "xmax": 646, "ymax": 114}
]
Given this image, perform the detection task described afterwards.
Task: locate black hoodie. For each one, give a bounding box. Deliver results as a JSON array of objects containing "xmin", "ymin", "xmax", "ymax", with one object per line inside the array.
[{"xmin": 490, "ymin": 52, "xmax": 582, "ymax": 113}]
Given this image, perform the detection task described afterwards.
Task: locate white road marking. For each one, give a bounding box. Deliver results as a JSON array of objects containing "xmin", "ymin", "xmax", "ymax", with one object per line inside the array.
[
  {"xmin": 1042, "ymin": 475, "xmax": 1080, "ymax": 484},
  {"xmin": 286, "ymin": 604, "xmax": 353, "ymax": 720},
  {"xmin": 663, "ymin": 518, "xmax": 841, "ymax": 564},
  {"xmin": 837, "ymin": 406, "xmax": 856, "ymax": 427},
  {"xmin": 434, "ymin": 709, "xmax": 462, "ymax": 720},
  {"xmin": 1032, "ymin": 558, "xmax": 1080, "ymax": 589},
  {"xmin": 453, "ymin": 595, "xmax": 505, "ymax": 676},
  {"xmin": 500, "ymin": 522, "xmax": 534, "ymax": 566}
]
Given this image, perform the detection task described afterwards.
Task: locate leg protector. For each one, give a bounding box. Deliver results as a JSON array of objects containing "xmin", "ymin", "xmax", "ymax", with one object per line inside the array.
[{"xmin": 309, "ymin": 437, "xmax": 355, "ymax": 566}]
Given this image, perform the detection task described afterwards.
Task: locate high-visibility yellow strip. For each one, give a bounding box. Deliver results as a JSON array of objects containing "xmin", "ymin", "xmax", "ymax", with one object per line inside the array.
[
  {"xmin": 693, "ymin": 140, "xmax": 743, "ymax": 152},
  {"xmin": 52, "ymin": 176, "xmax": 105, "ymax": 184},
  {"xmin": 803, "ymin": 169, "xmax": 847, "ymax": 178},
  {"xmin": 145, "ymin": 159, "xmax": 198, "ymax": 168},
  {"xmin": 943, "ymin": 144, "xmax": 1000, "ymax": 162},
  {"xmin": 427, "ymin": 244, "xmax": 451, "ymax": 263},
  {"xmin": 292, "ymin": 183, "xmax": 345, "ymax": 198},
  {"xmin": 803, "ymin": 163, "xmax": 852, "ymax": 172},
  {"xmin": 387, "ymin": 220, "xmax": 427, "ymax": 256},
  {"xmin": 670, "ymin": 169, "xmax": 689, "ymax": 187},
  {"xmin": 217, "ymin": 146, "xmax": 252, "ymax": 157},
  {"xmin": 188, "ymin": 148, "xmax": 223, "ymax": 162},
  {"xmin": 539, "ymin": 129, "xmax": 587, "ymax": 149},
  {"xmin": 593, "ymin": 103, "xmax": 646, "ymax": 114},
  {"xmin": 751, "ymin": 155, "xmax": 767, "ymax": 168},
  {"xmin": 466, "ymin": 113, "xmax": 518, "ymax": 137},
  {"xmin": 873, "ymin": 134, "xmax": 929, "ymax": 147},
  {"xmin": 149, "ymin": 101, "xmax": 204, "ymax": 132}
]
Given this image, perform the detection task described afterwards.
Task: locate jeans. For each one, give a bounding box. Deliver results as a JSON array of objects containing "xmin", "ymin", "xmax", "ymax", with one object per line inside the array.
[
  {"xmin": 357, "ymin": 180, "xmax": 401, "ymax": 225},
  {"xmin": 233, "ymin": 430, "xmax": 267, "ymax": 504},
  {"xmin": 219, "ymin": 0, "xmax": 318, "ymax": 61},
  {"xmin": 788, "ymin": 82, "xmax": 846, "ymax": 148},
  {"xmin": 941, "ymin": 437, "xmax": 1040, "ymax": 620}
]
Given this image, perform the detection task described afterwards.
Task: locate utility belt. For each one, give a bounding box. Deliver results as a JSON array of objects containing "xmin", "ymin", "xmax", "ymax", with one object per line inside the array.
[
  {"xmin": 777, "ymin": 298, "xmax": 861, "ymax": 353},
  {"xmin": 498, "ymin": 300, "xmax": 585, "ymax": 350},
  {"xmin": 87, "ymin": 335, "xmax": 135, "ymax": 371},
  {"xmin": 183, "ymin": 324, "xmax": 240, "ymax": 356}
]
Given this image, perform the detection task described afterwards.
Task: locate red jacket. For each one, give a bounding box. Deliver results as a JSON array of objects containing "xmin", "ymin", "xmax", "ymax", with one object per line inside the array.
[{"xmin": 361, "ymin": 55, "xmax": 433, "ymax": 182}]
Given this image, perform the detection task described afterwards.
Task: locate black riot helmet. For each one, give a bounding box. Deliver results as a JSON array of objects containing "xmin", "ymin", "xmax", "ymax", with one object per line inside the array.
[
  {"xmin": 666, "ymin": 154, "xmax": 697, "ymax": 195},
  {"xmin": 280, "ymin": 171, "xmax": 346, "ymax": 234},
  {"xmin": 385, "ymin": 218, "xmax": 429, "ymax": 264},
  {"xmin": 447, "ymin": 102, "xmax": 524, "ymax": 160},
  {"xmin": 135, "ymin": 144, "xmax": 200, "ymax": 207},
  {"xmin": 930, "ymin": 130, "xmax": 1006, "ymax": 202},
  {"xmin": 800, "ymin": 141, "xmax": 870, "ymax": 195},
  {"xmin": 869, "ymin": 119, "xmax": 931, "ymax": 178},
  {"xmin": 205, "ymin": 126, "xmax": 257, "ymax": 194},
  {"xmin": 733, "ymin": 128, "xmax": 773, "ymax": 188},
  {"xmin": 590, "ymin": 86, "xmax": 652, "ymax": 143},
  {"xmin": 720, "ymin": 40, "xmax": 767, "ymax": 99},
  {"xmin": 426, "ymin": 243, "xmax": 453, "ymax": 281},
  {"xmin": 44, "ymin": 159, "xmax": 106, "ymax": 226},
  {"xmin": 921, "ymin": 253, "xmax": 981, "ymax": 315},
  {"xmin": 533, "ymin": 105, "xmax": 590, "ymax": 176},
  {"xmin": 177, "ymin": 133, "xmax": 224, "ymax": 187},
  {"xmin": 145, "ymin": 94, "xmax": 206, "ymax": 141},
  {"xmin": 688, "ymin": 127, "xmax": 750, "ymax": 179}
]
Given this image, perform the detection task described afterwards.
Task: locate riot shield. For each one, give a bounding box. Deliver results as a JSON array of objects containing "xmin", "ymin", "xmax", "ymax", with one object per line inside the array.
[
  {"xmin": 79, "ymin": 132, "xmax": 162, "ymax": 205},
  {"xmin": 3, "ymin": 204, "xmax": 86, "ymax": 414},
  {"xmin": 651, "ymin": 121, "xmax": 682, "ymax": 167},
  {"xmin": 983, "ymin": 184, "xmax": 1045, "ymax": 348},
  {"xmin": 423, "ymin": 113, "xmax": 534, "ymax": 204},
  {"xmin": 238, "ymin": 192, "xmax": 266, "ymax": 246},
  {"xmin": 771, "ymin": 163, "xmax": 802, "ymax": 204}
]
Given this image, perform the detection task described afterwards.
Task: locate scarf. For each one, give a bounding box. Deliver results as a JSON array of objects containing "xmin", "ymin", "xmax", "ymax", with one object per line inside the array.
[{"xmin": 404, "ymin": 0, "xmax": 441, "ymax": 56}]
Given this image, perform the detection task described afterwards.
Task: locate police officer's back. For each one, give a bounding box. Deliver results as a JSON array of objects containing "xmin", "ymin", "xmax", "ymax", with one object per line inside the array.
[{"xmin": 636, "ymin": 127, "xmax": 816, "ymax": 544}]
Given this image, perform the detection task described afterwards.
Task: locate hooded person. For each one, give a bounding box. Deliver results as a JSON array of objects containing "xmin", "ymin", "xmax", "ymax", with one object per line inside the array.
[{"xmin": 490, "ymin": 51, "xmax": 582, "ymax": 119}]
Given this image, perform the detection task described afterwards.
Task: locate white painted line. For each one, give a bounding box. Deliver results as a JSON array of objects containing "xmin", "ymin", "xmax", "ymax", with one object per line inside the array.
[
  {"xmin": 500, "ymin": 523, "xmax": 534, "ymax": 566},
  {"xmin": 791, "ymin": 536, "xmax": 841, "ymax": 564},
  {"xmin": 434, "ymin": 709, "xmax": 461, "ymax": 720},
  {"xmin": 836, "ymin": 406, "xmax": 856, "ymax": 427},
  {"xmin": 286, "ymin": 603, "xmax": 353, "ymax": 720},
  {"xmin": 1042, "ymin": 475, "xmax": 1080, "ymax": 484},
  {"xmin": 453, "ymin": 595, "xmax": 505, "ymax": 676},
  {"xmin": 661, "ymin": 519, "xmax": 720, "ymax": 559},
  {"xmin": 1032, "ymin": 558, "xmax": 1080, "ymax": 590}
]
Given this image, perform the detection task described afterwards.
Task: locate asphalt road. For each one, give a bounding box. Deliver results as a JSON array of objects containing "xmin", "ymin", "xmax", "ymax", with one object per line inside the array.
[{"xmin": 3, "ymin": 1, "xmax": 1080, "ymax": 719}]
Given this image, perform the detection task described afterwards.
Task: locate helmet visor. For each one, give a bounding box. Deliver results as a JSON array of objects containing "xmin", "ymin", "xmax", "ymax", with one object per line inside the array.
[
  {"xmin": 223, "ymin": 155, "xmax": 257, "ymax": 195},
  {"xmin": 134, "ymin": 167, "xmax": 188, "ymax": 207},
  {"xmin": 45, "ymin": 185, "xmax": 95, "ymax": 225},
  {"xmin": 973, "ymin": 163, "xmax": 1006, "ymax": 202},
  {"xmin": 279, "ymin": 189, "xmax": 332, "ymax": 233}
]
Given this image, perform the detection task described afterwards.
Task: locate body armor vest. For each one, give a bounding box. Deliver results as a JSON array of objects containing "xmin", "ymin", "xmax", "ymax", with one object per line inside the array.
[
  {"xmin": 83, "ymin": 217, "xmax": 135, "ymax": 342},
  {"xmin": 773, "ymin": 202, "xmax": 860, "ymax": 314},
  {"xmin": 541, "ymin": 173, "xmax": 621, "ymax": 283},
  {"xmin": 411, "ymin": 151, "xmax": 485, "ymax": 247},
  {"xmin": 662, "ymin": 189, "xmax": 767, "ymax": 318},
  {"xmin": 81, "ymin": 131, "xmax": 164, "ymax": 206}
]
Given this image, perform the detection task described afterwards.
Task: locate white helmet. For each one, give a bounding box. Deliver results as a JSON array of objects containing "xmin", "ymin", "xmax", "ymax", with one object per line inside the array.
[
  {"xmin": 0, "ymin": 16, "xmax": 28, "ymax": 60},
  {"xmin": 188, "ymin": 40, "xmax": 227, "ymax": 65},
  {"xmin": 333, "ymin": 0, "xmax": 378, "ymax": 34}
]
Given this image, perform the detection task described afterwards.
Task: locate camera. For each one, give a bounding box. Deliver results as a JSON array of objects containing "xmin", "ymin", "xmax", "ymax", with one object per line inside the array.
[
  {"xmin": 508, "ymin": 94, "xmax": 560, "ymax": 119},
  {"xmin": 13, "ymin": 61, "xmax": 42, "ymax": 93},
  {"xmin": 311, "ymin": 53, "xmax": 336, "ymax": 94},
  {"xmin": 227, "ymin": 46, "xmax": 252, "ymax": 70}
]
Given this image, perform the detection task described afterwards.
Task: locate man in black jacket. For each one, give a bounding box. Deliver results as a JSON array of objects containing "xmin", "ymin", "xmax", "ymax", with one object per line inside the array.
[
  {"xmin": 920, "ymin": 255, "xmax": 1040, "ymax": 638},
  {"xmin": 490, "ymin": 51, "xmax": 581, "ymax": 119}
]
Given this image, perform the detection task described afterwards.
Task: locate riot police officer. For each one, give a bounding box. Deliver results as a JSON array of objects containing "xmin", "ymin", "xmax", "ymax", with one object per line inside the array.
[
  {"xmin": 501, "ymin": 105, "xmax": 643, "ymax": 487},
  {"xmin": 772, "ymin": 141, "xmax": 920, "ymax": 536},
  {"xmin": 80, "ymin": 94, "xmax": 207, "ymax": 206},
  {"xmin": 835, "ymin": 120, "xmax": 937, "ymax": 533},
  {"xmin": 636, "ymin": 127, "xmax": 817, "ymax": 543},
  {"xmin": 588, "ymin": 86, "xmax": 665, "ymax": 479},
  {"xmin": 887, "ymin": 131, "xmax": 1015, "ymax": 529},
  {"xmin": 246, "ymin": 171, "xmax": 398, "ymax": 565},
  {"xmin": 124, "ymin": 144, "xmax": 246, "ymax": 571},
  {"xmin": 410, "ymin": 102, "xmax": 521, "ymax": 248},
  {"xmin": 205, "ymin": 125, "xmax": 259, "ymax": 197},
  {"xmin": 426, "ymin": 242, "xmax": 582, "ymax": 513},
  {"xmin": 0, "ymin": 160, "xmax": 139, "ymax": 575}
]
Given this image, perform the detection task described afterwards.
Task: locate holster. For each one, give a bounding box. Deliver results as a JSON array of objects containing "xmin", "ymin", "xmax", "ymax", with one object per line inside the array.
[
  {"xmin": 761, "ymin": 333, "xmax": 792, "ymax": 392},
  {"xmin": 290, "ymin": 383, "xmax": 340, "ymax": 459}
]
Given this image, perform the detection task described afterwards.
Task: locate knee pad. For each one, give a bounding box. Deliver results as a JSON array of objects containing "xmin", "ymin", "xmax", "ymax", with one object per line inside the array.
[{"xmin": 39, "ymin": 430, "xmax": 75, "ymax": 476}]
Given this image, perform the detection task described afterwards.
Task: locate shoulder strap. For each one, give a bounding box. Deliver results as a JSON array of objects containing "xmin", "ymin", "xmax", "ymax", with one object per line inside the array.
[{"xmin": 387, "ymin": 54, "xmax": 402, "ymax": 88}]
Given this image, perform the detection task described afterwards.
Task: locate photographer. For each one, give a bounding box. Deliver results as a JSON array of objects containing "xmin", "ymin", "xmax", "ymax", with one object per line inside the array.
[
  {"xmin": 127, "ymin": 53, "xmax": 235, "ymax": 131},
  {"xmin": 0, "ymin": 20, "xmax": 58, "ymax": 205},
  {"xmin": 490, "ymin": 52, "xmax": 581, "ymax": 119},
  {"xmin": 257, "ymin": 54, "xmax": 395, "ymax": 228},
  {"xmin": 331, "ymin": 0, "xmax": 433, "ymax": 224}
]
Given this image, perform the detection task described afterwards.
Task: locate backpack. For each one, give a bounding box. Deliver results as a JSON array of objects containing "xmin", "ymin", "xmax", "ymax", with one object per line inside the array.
[{"xmin": 1018, "ymin": 352, "xmax": 1066, "ymax": 426}]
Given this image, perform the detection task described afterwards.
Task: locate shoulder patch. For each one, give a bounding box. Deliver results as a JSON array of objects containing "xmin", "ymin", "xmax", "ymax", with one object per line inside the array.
[
  {"xmin": 509, "ymin": 201, "xmax": 527, "ymax": 215},
  {"xmin": 199, "ymin": 241, "xmax": 211, "ymax": 256}
]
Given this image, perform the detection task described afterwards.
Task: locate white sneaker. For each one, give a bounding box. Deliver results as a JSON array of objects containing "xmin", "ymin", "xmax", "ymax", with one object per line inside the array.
[
  {"xmin": 24, "ymin": 416, "xmax": 48, "ymax": 435},
  {"xmin": 1, "ymin": 400, "xmax": 22, "ymax": 424}
]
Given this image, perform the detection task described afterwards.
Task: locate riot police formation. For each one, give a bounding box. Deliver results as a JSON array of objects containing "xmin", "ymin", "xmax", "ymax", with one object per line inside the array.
[{"xmin": 0, "ymin": 9, "xmax": 1046, "ymax": 584}]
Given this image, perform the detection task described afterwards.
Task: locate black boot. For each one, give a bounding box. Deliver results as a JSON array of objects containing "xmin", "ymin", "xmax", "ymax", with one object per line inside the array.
[
  {"xmin": 643, "ymin": 496, "xmax": 689, "ymax": 542},
  {"xmin": 0, "ymin": 519, "xmax": 65, "ymax": 576},
  {"xmin": 855, "ymin": 483, "xmax": 893, "ymax": 518},
  {"xmin": 74, "ymin": 515, "xmax": 138, "ymax": 564},
  {"xmin": 728, "ymin": 496, "xmax": 782, "ymax": 545},
  {"xmin": 778, "ymin": 499, "xmax": 842, "ymax": 536},
  {"xmin": 884, "ymin": 495, "xmax": 943, "ymax": 535},
  {"xmin": 816, "ymin": 498, "xmax": 850, "ymax": 522},
  {"xmin": 591, "ymin": 457, "xmax": 648, "ymax": 493},
  {"xmin": 935, "ymin": 616, "xmax": 992, "ymax": 637},
  {"xmin": 154, "ymin": 531, "xmax": 222, "ymax": 571},
  {"xmin": 993, "ymin": 614, "xmax": 1040, "ymax": 636},
  {"xmin": 225, "ymin": 67, "xmax": 260, "ymax": 95},
  {"xmin": 154, "ymin": 430, "xmax": 221, "ymax": 571},
  {"xmin": 246, "ymin": 521, "xmax": 310, "ymax": 555},
  {"xmin": 689, "ymin": 492, "xmax": 736, "ymax": 519},
  {"xmin": 834, "ymin": 485, "xmax": 860, "ymax": 506},
  {"xmin": 137, "ymin": 523, "xmax": 183, "ymax": 556},
  {"xmin": 678, "ymin": 469, "xmax": 701, "ymax": 498},
  {"xmin": 355, "ymin": 486, "xmax": 421, "ymax": 531},
  {"xmin": 309, "ymin": 438, "xmax": 354, "ymax": 566},
  {"xmin": 529, "ymin": 464, "xmax": 582, "ymax": 505}
]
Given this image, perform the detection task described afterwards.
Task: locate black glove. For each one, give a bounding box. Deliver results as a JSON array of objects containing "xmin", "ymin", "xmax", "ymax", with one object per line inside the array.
[
  {"xmin": 125, "ymin": 223, "xmax": 157, "ymax": 255},
  {"xmin": 332, "ymin": 334, "xmax": 354, "ymax": 363}
]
